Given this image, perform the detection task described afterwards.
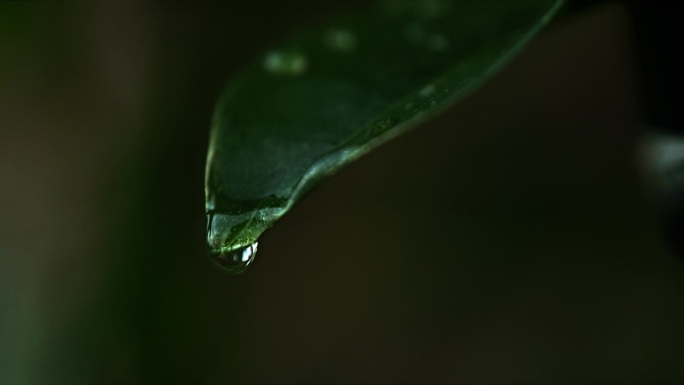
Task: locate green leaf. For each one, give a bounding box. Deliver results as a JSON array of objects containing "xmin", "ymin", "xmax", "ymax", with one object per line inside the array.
[{"xmin": 205, "ymin": 0, "xmax": 563, "ymax": 272}]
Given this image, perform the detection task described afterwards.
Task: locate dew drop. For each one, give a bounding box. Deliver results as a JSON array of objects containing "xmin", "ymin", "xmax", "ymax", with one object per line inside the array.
[
  {"xmin": 263, "ymin": 50, "xmax": 308, "ymax": 76},
  {"xmin": 324, "ymin": 28, "xmax": 356, "ymax": 52},
  {"xmin": 211, "ymin": 242, "xmax": 258, "ymax": 274}
]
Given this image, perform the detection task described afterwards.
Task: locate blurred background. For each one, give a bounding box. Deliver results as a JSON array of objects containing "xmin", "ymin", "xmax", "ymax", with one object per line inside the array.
[{"xmin": 1, "ymin": 1, "xmax": 683, "ymax": 383}]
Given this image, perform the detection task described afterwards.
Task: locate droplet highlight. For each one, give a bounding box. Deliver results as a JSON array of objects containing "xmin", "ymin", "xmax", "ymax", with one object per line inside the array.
[
  {"xmin": 211, "ymin": 242, "xmax": 258, "ymax": 274},
  {"xmin": 263, "ymin": 50, "xmax": 308, "ymax": 76}
]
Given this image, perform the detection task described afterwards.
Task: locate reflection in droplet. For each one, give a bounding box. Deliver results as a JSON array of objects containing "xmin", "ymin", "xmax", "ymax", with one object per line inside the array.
[
  {"xmin": 206, "ymin": 211, "xmax": 252, "ymax": 252},
  {"xmin": 324, "ymin": 28, "xmax": 356, "ymax": 52},
  {"xmin": 211, "ymin": 242, "xmax": 258, "ymax": 274},
  {"xmin": 263, "ymin": 50, "xmax": 308, "ymax": 76}
]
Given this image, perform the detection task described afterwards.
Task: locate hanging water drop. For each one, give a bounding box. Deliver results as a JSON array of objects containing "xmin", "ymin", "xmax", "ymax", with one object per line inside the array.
[
  {"xmin": 263, "ymin": 50, "xmax": 308, "ymax": 76},
  {"xmin": 211, "ymin": 242, "xmax": 258, "ymax": 274}
]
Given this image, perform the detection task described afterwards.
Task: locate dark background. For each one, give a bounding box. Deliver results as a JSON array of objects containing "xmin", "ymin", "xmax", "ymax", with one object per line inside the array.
[{"xmin": 1, "ymin": 1, "xmax": 683, "ymax": 383}]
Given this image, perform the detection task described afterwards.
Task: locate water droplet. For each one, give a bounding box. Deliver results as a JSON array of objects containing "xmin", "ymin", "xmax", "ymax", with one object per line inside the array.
[
  {"xmin": 427, "ymin": 34, "xmax": 449, "ymax": 51},
  {"xmin": 211, "ymin": 242, "xmax": 258, "ymax": 274},
  {"xmin": 324, "ymin": 28, "xmax": 356, "ymax": 52},
  {"xmin": 263, "ymin": 50, "xmax": 308, "ymax": 76},
  {"xmin": 419, "ymin": 84, "xmax": 435, "ymax": 98}
]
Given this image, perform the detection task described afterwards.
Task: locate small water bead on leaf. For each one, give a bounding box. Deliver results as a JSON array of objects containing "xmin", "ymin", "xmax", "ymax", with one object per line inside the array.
[
  {"xmin": 263, "ymin": 50, "xmax": 308, "ymax": 76},
  {"xmin": 210, "ymin": 242, "xmax": 258, "ymax": 274},
  {"xmin": 324, "ymin": 28, "xmax": 357, "ymax": 52}
]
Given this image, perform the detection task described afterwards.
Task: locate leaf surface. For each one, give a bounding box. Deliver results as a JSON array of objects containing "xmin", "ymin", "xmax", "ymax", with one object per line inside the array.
[{"xmin": 205, "ymin": 0, "xmax": 563, "ymax": 272}]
